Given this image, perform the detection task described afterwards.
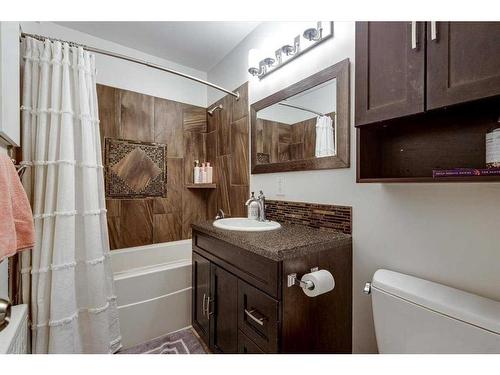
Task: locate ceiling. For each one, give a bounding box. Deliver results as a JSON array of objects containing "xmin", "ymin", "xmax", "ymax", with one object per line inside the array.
[{"xmin": 56, "ymin": 22, "xmax": 260, "ymax": 72}]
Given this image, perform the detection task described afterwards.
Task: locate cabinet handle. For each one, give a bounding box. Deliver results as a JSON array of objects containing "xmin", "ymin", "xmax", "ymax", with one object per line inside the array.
[
  {"xmin": 202, "ymin": 293, "xmax": 206, "ymax": 317},
  {"xmin": 411, "ymin": 21, "xmax": 418, "ymax": 49},
  {"xmin": 206, "ymin": 297, "xmax": 213, "ymax": 317},
  {"xmin": 245, "ymin": 309, "xmax": 265, "ymax": 326},
  {"xmin": 431, "ymin": 21, "xmax": 438, "ymax": 41}
]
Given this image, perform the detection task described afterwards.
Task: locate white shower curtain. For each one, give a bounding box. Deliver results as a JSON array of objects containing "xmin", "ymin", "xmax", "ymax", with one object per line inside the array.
[
  {"xmin": 20, "ymin": 37, "xmax": 121, "ymax": 353},
  {"xmin": 315, "ymin": 115, "xmax": 335, "ymax": 157}
]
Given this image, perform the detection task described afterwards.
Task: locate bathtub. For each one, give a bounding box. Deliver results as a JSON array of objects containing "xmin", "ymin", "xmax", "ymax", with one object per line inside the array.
[{"xmin": 111, "ymin": 239, "xmax": 192, "ymax": 349}]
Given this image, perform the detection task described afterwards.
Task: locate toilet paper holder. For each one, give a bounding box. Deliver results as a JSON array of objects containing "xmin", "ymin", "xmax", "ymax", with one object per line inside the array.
[{"xmin": 287, "ymin": 267, "xmax": 319, "ymax": 290}]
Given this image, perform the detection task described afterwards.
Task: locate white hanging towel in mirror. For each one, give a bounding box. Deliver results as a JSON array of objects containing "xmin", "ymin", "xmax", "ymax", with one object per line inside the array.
[{"xmin": 315, "ymin": 115, "xmax": 335, "ymax": 157}]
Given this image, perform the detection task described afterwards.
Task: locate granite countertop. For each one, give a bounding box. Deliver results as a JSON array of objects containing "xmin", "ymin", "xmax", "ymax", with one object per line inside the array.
[{"xmin": 191, "ymin": 220, "xmax": 352, "ymax": 261}]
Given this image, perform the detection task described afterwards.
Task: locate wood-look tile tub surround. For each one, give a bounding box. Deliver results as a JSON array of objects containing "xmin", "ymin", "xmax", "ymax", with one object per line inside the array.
[
  {"xmin": 206, "ymin": 82, "xmax": 250, "ymax": 219},
  {"xmin": 265, "ymin": 200, "xmax": 352, "ymax": 235},
  {"xmin": 97, "ymin": 83, "xmax": 250, "ymax": 249}
]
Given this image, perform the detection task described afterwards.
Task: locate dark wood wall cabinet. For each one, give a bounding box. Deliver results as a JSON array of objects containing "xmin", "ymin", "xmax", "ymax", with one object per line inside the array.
[
  {"xmin": 355, "ymin": 22, "xmax": 500, "ymax": 183},
  {"xmin": 191, "ymin": 230, "xmax": 352, "ymax": 354}
]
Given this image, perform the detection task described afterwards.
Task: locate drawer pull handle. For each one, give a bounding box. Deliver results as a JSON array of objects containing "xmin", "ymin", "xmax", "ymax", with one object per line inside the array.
[{"xmin": 245, "ymin": 309, "xmax": 265, "ymax": 326}]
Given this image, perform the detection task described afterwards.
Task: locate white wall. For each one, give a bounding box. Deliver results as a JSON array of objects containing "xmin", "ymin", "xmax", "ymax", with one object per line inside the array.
[
  {"xmin": 208, "ymin": 21, "xmax": 500, "ymax": 353},
  {"xmin": 20, "ymin": 22, "xmax": 208, "ymax": 107}
]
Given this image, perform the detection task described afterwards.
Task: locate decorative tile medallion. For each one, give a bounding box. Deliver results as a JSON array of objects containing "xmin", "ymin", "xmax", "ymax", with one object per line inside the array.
[
  {"xmin": 105, "ymin": 138, "xmax": 167, "ymax": 199},
  {"xmin": 265, "ymin": 200, "xmax": 352, "ymax": 234}
]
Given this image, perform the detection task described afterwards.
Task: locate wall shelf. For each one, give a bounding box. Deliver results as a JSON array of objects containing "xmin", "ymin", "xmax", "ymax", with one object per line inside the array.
[
  {"xmin": 356, "ymin": 97, "xmax": 500, "ymax": 183},
  {"xmin": 186, "ymin": 183, "xmax": 217, "ymax": 189},
  {"xmin": 357, "ymin": 176, "xmax": 500, "ymax": 184}
]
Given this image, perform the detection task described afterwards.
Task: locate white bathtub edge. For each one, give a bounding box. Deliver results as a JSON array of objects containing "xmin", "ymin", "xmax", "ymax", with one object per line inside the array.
[{"xmin": 117, "ymin": 286, "xmax": 192, "ymax": 309}]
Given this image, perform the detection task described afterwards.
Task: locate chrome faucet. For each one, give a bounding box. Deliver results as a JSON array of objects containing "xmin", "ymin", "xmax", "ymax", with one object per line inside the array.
[
  {"xmin": 257, "ymin": 190, "xmax": 266, "ymax": 222},
  {"xmin": 215, "ymin": 209, "xmax": 225, "ymax": 220}
]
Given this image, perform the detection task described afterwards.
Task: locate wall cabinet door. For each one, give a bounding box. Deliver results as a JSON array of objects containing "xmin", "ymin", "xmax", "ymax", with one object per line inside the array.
[
  {"xmin": 192, "ymin": 252, "xmax": 211, "ymax": 344},
  {"xmin": 209, "ymin": 264, "xmax": 238, "ymax": 353},
  {"xmin": 0, "ymin": 22, "xmax": 20, "ymax": 146},
  {"xmin": 427, "ymin": 22, "xmax": 500, "ymax": 110},
  {"xmin": 355, "ymin": 22, "xmax": 425, "ymax": 126}
]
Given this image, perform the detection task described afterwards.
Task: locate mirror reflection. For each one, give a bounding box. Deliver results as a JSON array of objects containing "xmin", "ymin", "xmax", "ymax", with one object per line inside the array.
[{"xmin": 255, "ymin": 78, "xmax": 336, "ymax": 164}]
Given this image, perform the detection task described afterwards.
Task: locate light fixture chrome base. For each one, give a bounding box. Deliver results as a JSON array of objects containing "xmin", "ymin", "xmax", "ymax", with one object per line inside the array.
[
  {"xmin": 248, "ymin": 22, "xmax": 333, "ymax": 80},
  {"xmin": 262, "ymin": 57, "xmax": 275, "ymax": 66},
  {"xmin": 303, "ymin": 21, "xmax": 323, "ymax": 41},
  {"xmin": 281, "ymin": 45, "xmax": 294, "ymax": 55},
  {"xmin": 302, "ymin": 29, "xmax": 318, "ymax": 41}
]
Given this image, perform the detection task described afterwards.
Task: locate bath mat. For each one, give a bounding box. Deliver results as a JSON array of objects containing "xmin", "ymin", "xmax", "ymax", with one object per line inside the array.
[{"xmin": 118, "ymin": 328, "xmax": 207, "ymax": 354}]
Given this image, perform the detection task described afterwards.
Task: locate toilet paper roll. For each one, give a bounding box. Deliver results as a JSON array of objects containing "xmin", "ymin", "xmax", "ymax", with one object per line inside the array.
[{"xmin": 300, "ymin": 269, "xmax": 335, "ymax": 297}]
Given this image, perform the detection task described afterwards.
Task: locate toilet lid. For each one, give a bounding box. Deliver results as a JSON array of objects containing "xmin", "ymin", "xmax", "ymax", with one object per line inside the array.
[{"xmin": 372, "ymin": 269, "xmax": 500, "ymax": 335}]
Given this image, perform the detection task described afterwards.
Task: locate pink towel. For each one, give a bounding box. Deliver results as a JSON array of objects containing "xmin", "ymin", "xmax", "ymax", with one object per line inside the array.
[{"xmin": 0, "ymin": 153, "xmax": 35, "ymax": 262}]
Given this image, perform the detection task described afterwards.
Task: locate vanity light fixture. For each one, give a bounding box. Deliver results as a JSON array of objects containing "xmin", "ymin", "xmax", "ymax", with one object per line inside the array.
[
  {"xmin": 303, "ymin": 22, "xmax": 324, "ymax": 41},
  {"xmin": 248, "ymin": 21, "xmax": 333, "ymax": 79}
]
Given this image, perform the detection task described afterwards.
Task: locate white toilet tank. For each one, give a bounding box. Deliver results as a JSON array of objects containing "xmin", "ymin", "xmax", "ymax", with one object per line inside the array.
[{"xmin": 371, "ymin": 269, "xmax": 500, "ymax": 353}]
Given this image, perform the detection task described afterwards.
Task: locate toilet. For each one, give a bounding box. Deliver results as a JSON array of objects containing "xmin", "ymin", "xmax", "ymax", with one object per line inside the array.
[{"xmin": 369, "ymin": 269, "xmax": 500, "ymax": 354}]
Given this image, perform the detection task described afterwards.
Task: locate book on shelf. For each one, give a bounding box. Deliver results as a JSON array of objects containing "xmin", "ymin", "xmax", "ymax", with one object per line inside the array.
[{"xmin": 432, "ymin": 168, "xmax": 500, "ymax": 178}]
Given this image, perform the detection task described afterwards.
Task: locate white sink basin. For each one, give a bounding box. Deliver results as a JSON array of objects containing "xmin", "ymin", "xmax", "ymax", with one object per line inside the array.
[{"xmin": 213, "ymin": 218, "xmax": 281, "ymax": 232}]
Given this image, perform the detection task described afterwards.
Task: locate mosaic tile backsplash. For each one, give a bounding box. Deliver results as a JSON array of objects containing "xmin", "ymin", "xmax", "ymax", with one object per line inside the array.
[
  {"xmin": 105, "ymin": 138, "xmax": 167, "ymax": 199},
  {"xmin": 265, "ymin": 200, "xmax": 352, "ymax": 234}
]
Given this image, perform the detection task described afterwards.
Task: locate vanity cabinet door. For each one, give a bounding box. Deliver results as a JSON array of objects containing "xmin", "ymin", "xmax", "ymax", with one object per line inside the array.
[
  {"xmin": 426, "ymin": 22, "xmax": 500, "ymax": 110},
  {"xmin": 209, "ymin": 264, "xmax": 238, "ymax": 353},
  {"xmin": 192, "ymin": 252, "xmax": 211, "ymax": 345},
  {"xmin": 355, "ymin": 22, "xmax": 425, "ymax": 126}
]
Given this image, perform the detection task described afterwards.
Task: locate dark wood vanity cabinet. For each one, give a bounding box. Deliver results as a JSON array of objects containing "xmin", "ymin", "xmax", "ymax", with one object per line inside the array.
[
  {"xmin": 355, "ymin": 21, "xmax": 500, "ymax": 126},
  {"xmin": 191, "ymin": 230, "xmax": 352, "ymax": 354}
]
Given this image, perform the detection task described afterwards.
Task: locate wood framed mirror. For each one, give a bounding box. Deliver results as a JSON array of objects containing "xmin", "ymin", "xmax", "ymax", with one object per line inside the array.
[{"xmin": 251, "ymin": 58, "xmax": 350, "ymax": 174}]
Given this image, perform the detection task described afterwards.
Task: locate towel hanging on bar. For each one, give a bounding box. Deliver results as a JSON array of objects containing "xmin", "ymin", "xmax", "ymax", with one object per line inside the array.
[{"xmin": 0, "ymin": 154, "xmax": 35, "ymax": 262}]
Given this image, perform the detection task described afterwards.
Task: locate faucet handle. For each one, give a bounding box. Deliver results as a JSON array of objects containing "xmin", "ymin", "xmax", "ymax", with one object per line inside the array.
[{"xmin": 215, "ymin": 209, "xmax": 225, "ymax": 220}]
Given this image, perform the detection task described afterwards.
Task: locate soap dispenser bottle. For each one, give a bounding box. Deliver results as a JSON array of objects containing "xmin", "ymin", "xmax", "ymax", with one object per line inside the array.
[
  {"xmin": 245, "ymin": 192, "xmax": 260, "ymax": 220},
  {"xmin": 194, "ymin": 160, "xmax": 201, "ymax": 183}
]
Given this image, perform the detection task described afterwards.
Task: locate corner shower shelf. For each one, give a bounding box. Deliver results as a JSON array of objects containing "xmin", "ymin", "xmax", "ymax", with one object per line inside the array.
[{"xmin": 186, "ymin": 183, "xmax": 217, "ymax": 189}]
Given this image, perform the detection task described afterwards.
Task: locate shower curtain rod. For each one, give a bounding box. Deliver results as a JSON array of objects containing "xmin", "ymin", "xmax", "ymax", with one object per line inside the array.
[
  {"xmin": 277, "ymin": 102, "xmax": 328, "ymax": 117},
  {"xmin": 20, "ymin": 32, "xmax": 240, "ymax": 100}
]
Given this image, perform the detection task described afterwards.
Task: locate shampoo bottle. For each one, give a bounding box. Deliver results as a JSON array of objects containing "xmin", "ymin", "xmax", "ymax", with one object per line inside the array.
[
  {"xmin": 207, "ymin": 162, "xmax": 213, "ymax": 183},
  {"xmin": 194, "ymin": 160, "xmax": 201, "ymax": 183},
  {"xmin": 201, "ymin": 162, "xmax": 207, "ymax": 183}
]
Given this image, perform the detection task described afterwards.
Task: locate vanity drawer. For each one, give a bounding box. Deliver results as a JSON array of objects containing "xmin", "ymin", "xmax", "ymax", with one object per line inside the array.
[
  {"xmin": 238, "ymin": 279, "xmax": 279, "ymax": 353},
  {"xmin": 193, "ymin": 231, "xmax": 280, "ymax": 298},
  {"xmin": 238, "ymin": 330, "xmax": 265, "ymax": 354}
]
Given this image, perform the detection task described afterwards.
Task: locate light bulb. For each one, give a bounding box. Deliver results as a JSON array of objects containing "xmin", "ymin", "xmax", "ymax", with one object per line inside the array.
[
  {"xmin": 248, "ymin": 48, "xmax": 261, "ymax": 69},
  {"xmin": 261, "ymin": 36, "xmax": 276, "ymax": 66}
]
